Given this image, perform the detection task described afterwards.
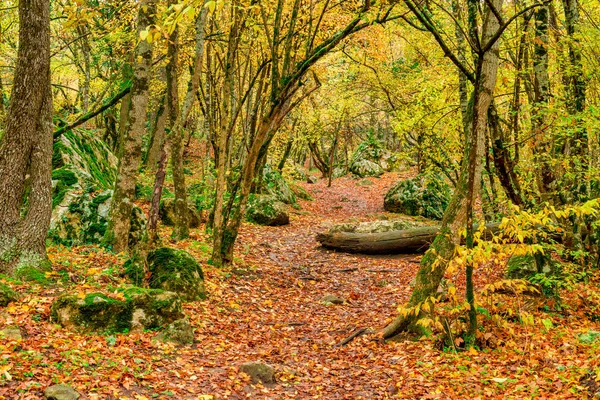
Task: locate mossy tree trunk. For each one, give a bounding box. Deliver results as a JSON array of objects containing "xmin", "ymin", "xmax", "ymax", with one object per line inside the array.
[
  {"xmin": 383, "ymin": 0, "xmax": 503, "ymax": 339},
  {"xmin": 0, "ymin": 0, "xmax": 53, "ymax": 275},
  {"xmin": 104, "ymin": 0, "xmax": 156, "ymax": 253}
]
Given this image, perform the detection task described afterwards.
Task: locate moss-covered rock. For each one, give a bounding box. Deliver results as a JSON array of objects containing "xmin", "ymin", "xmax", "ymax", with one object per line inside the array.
[
  {"xmin": 350, "ymin": 136, "xmax": 399, "ymax": 175},
  {"xmin": 50, "ymin": 129, "xmax": 146, "ymax": 247},
  {"xmin": 384, "ymin": 175, "xmax": 452, "ymax": 220},
  {"xmin": 50, "ymin": 287, "xmax": 183, "ymax": 334},
  {"xmin": 124, "ymin": 247, "xmax": 206, "ymax": 301},
  {"xmin": 349, "ymin": 159, "xmax": 384, "ymax": 178},
  {"xmin": 240, "ymin": 361, "xmax": 275, "ymax": 384},
  {"xmin": 159, "ymin": 198, "xmax": 202, "ymax": 229},
  {"xmin": 282, "ymin": 163, "xmax": 308, "ymax": 181},
  {"xmin": 506, "ymin": 254, "xmax": 559, "ymax": 279},
  {"xmin": 53, "ymin": 129, "xmax": 117, "ymax": 189},
  {"xmin": 0, "ymin": 282, "xmax": 18, "ymax": 307},
  {"xmin": 262, "ymin": 164, "xmax": 297, "ymax": 205},
  {"xmin": 246, "ymin": 195, "xmax": 289, "ymax": 226},
  {"xmin": 49, "ymin": 189, "xmax": 146, "ymax": 247}
]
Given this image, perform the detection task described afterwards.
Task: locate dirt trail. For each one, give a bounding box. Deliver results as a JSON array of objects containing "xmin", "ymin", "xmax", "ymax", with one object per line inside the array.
[{"xmin": 183, "ymin": 173, "xmax": 424, "ymax": 397}]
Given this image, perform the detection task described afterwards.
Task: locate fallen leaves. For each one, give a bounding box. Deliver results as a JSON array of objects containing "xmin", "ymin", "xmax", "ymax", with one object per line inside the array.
[{"xmin": 0, "ymin": 173, "xmax": 598, "ymax": 398}]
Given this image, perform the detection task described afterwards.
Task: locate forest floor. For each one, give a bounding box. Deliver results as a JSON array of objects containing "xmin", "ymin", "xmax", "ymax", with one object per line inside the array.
[{"xmin": 1, "ymin": 172, "xmax": 600, "ymax": 399}]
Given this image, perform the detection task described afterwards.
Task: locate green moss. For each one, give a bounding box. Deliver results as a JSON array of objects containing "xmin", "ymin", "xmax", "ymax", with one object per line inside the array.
[
  {"xmin": 52, "ymin": 168, "xmax": 78, "ymax": 208},
  {"xmin": 123, "ymin": 254, "xmax": 145, "ymax": 286},
  {"xmin": 384, "ymin": 174, "xmax": 452, "ymax": 220},
  {"xmin": 124, "ymin": 248, "xmax": 206, "ymax": 301},
  {"xmin": 52, "ymin": 168, "xmax": 78, "ymax": 186},
  {"xmin": 0, "ymin": 282, "xmax": 19, "ymax": 307},
  {"xmin": 14, "ymin": 266, "xmax": 50, "ymax": 285}
]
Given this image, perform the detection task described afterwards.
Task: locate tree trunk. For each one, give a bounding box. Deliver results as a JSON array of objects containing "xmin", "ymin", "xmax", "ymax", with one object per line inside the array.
[
  {"xmin": 383, "ymin": 0, "xmax": 503, "ymax": 339},
  {"xmin": 104, "ymin": 1, "xmax": 156, "ymax": 253},
  {"xmin": 317, "ymin": 223, "xmax": 501, "ymax": 254},
  {"xmin": 145, "ymin": 95, "xmax": 168, "ymax": 171},
  {"xmin": 531, "ymin": 5, "xmax": 555, "ymax": 201},
  {"xmin": 0, "ymin": 0, "xmax": 53, "ymax": 275}
]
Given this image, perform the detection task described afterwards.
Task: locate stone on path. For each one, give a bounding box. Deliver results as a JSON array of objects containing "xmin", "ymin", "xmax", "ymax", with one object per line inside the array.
[
  {"xmin": 156, "ymin": 318, "xmax": 194, "ymax": 345},
  {"xmin": 0, "ymin": 326, "xmax": 22, "ymax": 341},
  {"xmin": 240, "ymin": 361, "xmax": 275, "ymax": 384},
  {"xmin": 44, "ymin": 384, "xmax": 81, "ymax": 400},
  {"xmin": 321, "ymin": 294, "xmax": 345, "ymax": 305}
]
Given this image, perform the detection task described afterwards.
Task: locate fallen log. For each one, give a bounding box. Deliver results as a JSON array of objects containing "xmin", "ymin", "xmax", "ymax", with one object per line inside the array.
[{"xmin": 316, "ymin": 223, "xmax": 501, "ymax": 255}]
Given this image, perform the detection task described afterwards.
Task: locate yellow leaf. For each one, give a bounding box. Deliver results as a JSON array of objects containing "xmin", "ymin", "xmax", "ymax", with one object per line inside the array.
[
  {"xmin": 206, "ymin": 0, "xmax": 216, "ymax": 13},
  {"xmin": 139, "ymin": 29, "xmax": 149, "ymax": 41}
]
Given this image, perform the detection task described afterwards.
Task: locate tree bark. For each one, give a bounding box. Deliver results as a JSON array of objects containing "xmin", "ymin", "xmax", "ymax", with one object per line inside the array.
[
  {"xmin": 144, "ymin": 94, "xmax": 167, "ymax": 171},
  {"xmin": 104, "ymin": 1, "xmax": 156, "ymax": 253},
  {"xmin": 0, "ymin": 0, "xmax": 53, "ymax": 275}
]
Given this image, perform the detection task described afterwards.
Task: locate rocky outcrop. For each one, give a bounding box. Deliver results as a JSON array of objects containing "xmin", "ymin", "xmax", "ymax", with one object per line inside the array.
[
  {"xmin": 349, "ymin": 159, "xmax": 384, "ymax": 178},
  {"xmin": 49, "ymin": 129, "xmax": 146, "ymax": 246},
  {"xmin": 49, "ymin": 190, "xmax": 146, "ymax": 247}
]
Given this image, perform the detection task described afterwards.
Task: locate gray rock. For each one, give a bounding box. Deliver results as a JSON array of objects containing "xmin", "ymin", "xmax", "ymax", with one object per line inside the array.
[
  {"xmin": 0, "ymin": 326, "xmax": 22, "ymax": 341},
  {"xmin": 321, "ymin": 294, "xmax": 345, "ymax": 305},
  {"xmin": 307, "ymin": 175, "xmax": 318, "ymax": 184},
  {"xmin": 156, "ymin": 318, "xmax": 194, "ymax": 345},
  {"xmin": 240, "ymin": 361, "xmax": 275, "ymax": 384},
  {"xmin": 44, "ymin": 384, "xmax": 81, "ymax": 400}
]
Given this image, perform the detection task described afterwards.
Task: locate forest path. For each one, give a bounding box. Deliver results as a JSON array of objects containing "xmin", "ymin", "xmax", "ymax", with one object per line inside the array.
[{"xmin": 183, "ymin": 172, "xmax": 426, "ymax": 397}]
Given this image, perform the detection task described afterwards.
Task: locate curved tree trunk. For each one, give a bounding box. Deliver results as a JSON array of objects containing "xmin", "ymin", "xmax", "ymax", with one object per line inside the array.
[
  {"xmin": 104, "ymin": 0, "xmax": 156, "ymax": 253},
  {"xmin": 0, "ymin": 0, "xmax": 53, "ymax": 275},
  {"xmin": 383, "ymin": 0, "xmax": 503, "ymax": 339}
]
